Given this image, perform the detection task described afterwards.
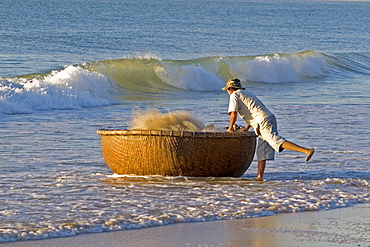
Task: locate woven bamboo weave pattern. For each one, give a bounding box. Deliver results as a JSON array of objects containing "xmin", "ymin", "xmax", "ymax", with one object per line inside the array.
[{"xmin": 97, "ymin": 129, "xmax": 256, "ymax": 177}]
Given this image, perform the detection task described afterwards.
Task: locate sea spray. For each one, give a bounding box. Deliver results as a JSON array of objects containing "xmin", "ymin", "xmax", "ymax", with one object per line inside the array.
[{"xmin": 0, "ymin": 66, "xmax": 115, "ymax": 114}]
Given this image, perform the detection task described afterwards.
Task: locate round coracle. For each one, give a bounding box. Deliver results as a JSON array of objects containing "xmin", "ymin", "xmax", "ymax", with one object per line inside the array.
[{"xmin": 97, "ymin": 129, "xmax": 256, "ymax": 177}]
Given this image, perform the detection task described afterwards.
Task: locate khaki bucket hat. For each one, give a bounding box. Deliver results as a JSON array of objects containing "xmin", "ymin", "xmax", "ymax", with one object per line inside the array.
[{"xmin": 222, "ymin": 78, "xmax": 246, "ymax": 91}]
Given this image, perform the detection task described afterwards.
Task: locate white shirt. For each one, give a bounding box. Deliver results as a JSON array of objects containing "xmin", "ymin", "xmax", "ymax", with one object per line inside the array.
[{"xmin": 227, "ymin": 90, "xmax": 273, "ymax": 129}]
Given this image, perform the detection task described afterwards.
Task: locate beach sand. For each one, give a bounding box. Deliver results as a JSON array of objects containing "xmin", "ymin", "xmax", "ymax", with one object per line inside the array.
[{"xmin": 2, "ymin": 203, "xmax": 369, "ymax": 247}]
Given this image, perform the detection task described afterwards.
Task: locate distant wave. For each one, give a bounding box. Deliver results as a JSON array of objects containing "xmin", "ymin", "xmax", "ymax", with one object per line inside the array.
[{"xmin": 324, "ymin": 52, "xmax": 370, "ymax": 76}]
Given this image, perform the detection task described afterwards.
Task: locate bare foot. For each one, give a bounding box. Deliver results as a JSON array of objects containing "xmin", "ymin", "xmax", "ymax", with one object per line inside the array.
[
  {"xmin": 254, "ymin": 177, "xmax": 263, "ymax": 181},
  {"xmin": 305, "ymin": 148, "xmax": 315, "ymax": 162}
]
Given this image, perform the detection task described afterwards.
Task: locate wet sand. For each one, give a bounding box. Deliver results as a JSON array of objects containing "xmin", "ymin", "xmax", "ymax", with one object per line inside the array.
[{"xmin": 2, "ymin": 203, "xmax": 369, "ymax": 247}]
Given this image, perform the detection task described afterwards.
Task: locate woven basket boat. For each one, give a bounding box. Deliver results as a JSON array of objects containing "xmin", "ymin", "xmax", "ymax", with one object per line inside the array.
[{"xmin": 97, "ymin": 129, "xmax": 256, "ymax": 177}]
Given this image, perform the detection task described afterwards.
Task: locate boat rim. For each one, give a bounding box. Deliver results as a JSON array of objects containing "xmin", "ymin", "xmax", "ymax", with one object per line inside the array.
[{"xmin": 97, "ymin": 129, "xmax": 256, "ymax": 138}]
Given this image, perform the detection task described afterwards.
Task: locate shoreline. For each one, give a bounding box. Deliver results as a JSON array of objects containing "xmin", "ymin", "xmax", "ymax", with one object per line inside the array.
[{"xmin": 1, "ymin": 203, "xmax": 369, "ymax": 247}]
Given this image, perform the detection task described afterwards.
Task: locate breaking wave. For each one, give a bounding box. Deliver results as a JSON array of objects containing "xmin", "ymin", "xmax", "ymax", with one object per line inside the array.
[
  {"xmin": 0, "ymin": 66, "xmax": 116, "ymax": 115},
  {"xmin": 2, "ymin": 50, "xmax": 369, "ymax": 115},
  {"xmin": 84, "ymin": 50, "xmax": 328, "ymax": 92}
]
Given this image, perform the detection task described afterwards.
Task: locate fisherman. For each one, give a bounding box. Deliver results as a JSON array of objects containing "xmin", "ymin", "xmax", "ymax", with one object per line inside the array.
[{"xmin": 223, "ymin": 78, "xmax": 315, "ymax": 181}]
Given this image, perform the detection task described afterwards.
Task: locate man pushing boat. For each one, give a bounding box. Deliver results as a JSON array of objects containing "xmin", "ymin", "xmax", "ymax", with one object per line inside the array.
[{"xmin": 223, "ymin": 78, "xmax": 315, "ymax": 181}]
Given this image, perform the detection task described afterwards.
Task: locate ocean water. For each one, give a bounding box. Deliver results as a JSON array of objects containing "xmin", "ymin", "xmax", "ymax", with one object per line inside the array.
[{"xmin": 1, "ymin": 0, "xmax": 370, "ymax": 244}]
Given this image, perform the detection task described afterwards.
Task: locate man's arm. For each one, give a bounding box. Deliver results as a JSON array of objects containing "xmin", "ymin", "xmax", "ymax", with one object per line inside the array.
[
  {"xmin": 241, "ymin": 124, "xmax": 251, "ymax": 132},
  {"xmin": 227, "ymin": 111, "xmax": 238, "ymax": 132}
]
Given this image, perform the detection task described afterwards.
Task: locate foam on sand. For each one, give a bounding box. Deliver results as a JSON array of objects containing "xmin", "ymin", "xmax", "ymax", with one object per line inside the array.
[{"xmin": 1, "ymin": 204, "xmax": 369, "ymax": 247}]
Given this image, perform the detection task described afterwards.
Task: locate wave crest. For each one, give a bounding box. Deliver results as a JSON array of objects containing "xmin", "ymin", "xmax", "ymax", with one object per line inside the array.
[
  {"xmin": 0, "ymin": 66, "xmax": 115, "ymax": 115},
  {"xmin": 4, "ymin": 50, "xmax": 364, "ymax": 115},
  {"xmin": 86, "ymin": 50, "xmax": 328, "ymax": 92}
]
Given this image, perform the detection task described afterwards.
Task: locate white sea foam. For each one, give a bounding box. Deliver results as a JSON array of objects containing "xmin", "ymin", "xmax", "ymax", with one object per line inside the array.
[
  {"xmin": 227, "ymin": 53, "xmax": 327, "ymax": 83},
  {"xmin": 245, "ymin": 55, "xmax": 301, "ymax": 83},
  {"xmin": 0, "ymin": 66, "xmax": 115, "ymax": 115},
  {"xmin": 155, "ymin": 64, "xmax": 224, "ymax": 91},
  {"xmin": 0, "ymin": 176, "xmax": 368, "ymax": 243},
  {"xmin": 151, "ymin": 51, "xmax": 328, "ymax": 89}
]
